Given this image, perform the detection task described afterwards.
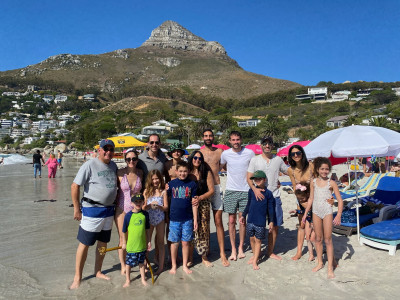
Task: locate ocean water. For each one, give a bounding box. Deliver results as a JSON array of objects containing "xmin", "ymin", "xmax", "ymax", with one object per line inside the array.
[{"xmin": 0, "ymin": 153, "xmax": 32, "ymax": 165}]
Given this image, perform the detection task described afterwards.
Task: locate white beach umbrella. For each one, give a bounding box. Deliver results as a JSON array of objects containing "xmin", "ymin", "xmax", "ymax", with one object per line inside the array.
[
  {"xmin": 186, "ymin": 144, "xmax": 201, "ymax": 150},
  {"xmin": 304, "ymin": 125, "xmax": 400, "ymax": 240},
  {"xmin": 160, "ymin": 148, "xmax": 168, "ymax": 153}
]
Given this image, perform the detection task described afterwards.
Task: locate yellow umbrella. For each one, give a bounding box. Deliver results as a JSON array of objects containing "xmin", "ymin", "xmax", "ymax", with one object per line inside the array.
[{"xmin": 94, "ymin": 136, "xmax": 147, "ymax": 149}]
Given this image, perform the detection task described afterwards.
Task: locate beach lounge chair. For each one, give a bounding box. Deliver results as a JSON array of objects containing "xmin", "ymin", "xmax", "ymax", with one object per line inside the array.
[
  {"xmin": 336, "ymin": 172, "xmax": 393, "ymax": 201},
  {"xmin": 360, "ymin": 217, "xmax": 400, "ymax": 255},
  {"xmin": 333, "ymin": 176, "xmax": 400, "ymax": 236}
]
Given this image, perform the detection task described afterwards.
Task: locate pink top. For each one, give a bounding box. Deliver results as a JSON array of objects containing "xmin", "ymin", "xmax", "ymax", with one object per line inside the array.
[
  {"xmin": 117, "ymin": 173, "xmax": 142, "ymax": 213},
  {"xmin": 45, "ymin": 158, "xmax": 58, "ymax": 168}
]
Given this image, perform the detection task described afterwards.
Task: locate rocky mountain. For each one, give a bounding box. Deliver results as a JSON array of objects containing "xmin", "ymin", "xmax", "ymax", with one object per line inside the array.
[{"xmin": 0, "ymin": 21, "xmax": 301, "ymax": 100}]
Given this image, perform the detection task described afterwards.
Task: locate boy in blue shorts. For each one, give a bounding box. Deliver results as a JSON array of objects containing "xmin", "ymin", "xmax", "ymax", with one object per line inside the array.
[
  {"xmin": 239, "ymin": 170, "xmax": 275, "ymax": 270},
  {"xmin": 167, "ymin": 161, "xmax": 198, "ymax": 275},
  {"xmin": 122, "ymin": 193, "xmax": 151, "ymax": 287}
]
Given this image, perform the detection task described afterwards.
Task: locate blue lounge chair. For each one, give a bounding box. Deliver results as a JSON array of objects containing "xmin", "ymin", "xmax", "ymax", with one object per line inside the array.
[{"xmin": 333, "ymin": 176, "xmax": 400, "ymax": 236}]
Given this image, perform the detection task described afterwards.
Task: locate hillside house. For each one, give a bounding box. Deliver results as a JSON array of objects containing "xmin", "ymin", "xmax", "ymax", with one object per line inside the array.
[
  {"xmin": 326, "ymin": 116, "xmax": 348, "ymax": 128},
  {"xmin": 296, "ymin": 87, "xmax": 328, "ymax": 101},
  {"xmin": 237, "ymin": 119, "xmax": 260, "ymax": 127},
  {"xmin": 54, "ymin": 95, "xmax": 68, "ymax": 103},
  {"xmin": 331, "ymin": 90, "xmax": 351, "ymax": 101}
]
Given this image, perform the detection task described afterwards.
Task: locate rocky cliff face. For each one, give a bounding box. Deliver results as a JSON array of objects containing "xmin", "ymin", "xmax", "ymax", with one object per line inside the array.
[{"xmin": 141, "ymin": 20, "xmax": 227, "ymax": 55}]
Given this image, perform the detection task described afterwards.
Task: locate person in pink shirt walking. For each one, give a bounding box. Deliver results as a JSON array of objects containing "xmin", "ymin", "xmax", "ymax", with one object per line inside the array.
[{"xmin": 44, "ymin": 153, "xmax": 59, "ymax": 178}]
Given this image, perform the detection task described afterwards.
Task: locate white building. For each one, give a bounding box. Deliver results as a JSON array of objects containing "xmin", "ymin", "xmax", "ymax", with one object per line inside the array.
[
  {"xmin": 23, "ymin": 136, "xmax": 39, "ymax": 144},
  {"xmin": 1, "ymin": 119, "xmax": 13, "ymax": 128},
  {"xmin": 54, "ymin": 95, "xmax": 68, "ymax": 104},
  {"xmin": 392, "ymin": 87, "xmax": 400, "ymax": 96},
  {"xmin": 308, "ymin": 87, "xmax": 328, "ymax": 95},
  {"xmin": 237, "ymin": 119, "xmax": 261, "ymax": 127},
  {"xmin": 331, "ymin": 90, "xmax": 351, "ymax": 101},
  {"xmin": 326, "ymin": 115, "xmax": 349, "ymax": 128}
]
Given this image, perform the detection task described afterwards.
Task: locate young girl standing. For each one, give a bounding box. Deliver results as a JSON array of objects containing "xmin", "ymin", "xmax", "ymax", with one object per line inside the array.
[
  {"xmin": 143, "ymin": 170, "xmax": 168, "ymax": 275},
  {"xmin": 303, "ymin": 157, "xmax": 343, "ymax": 279},
  {"xmin": 293, "ymin": 182, "xmax": 315, "ymax": 261}
]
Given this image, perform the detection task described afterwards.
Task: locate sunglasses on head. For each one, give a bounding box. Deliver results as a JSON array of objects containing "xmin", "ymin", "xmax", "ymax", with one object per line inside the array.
[
  {"xmin": 149, "ymin": 141, "xmax": 160, "ymax": 145},
  {"xmin": 103, "ymin": 147, "xmax": 114, "ymax": 152},
  {"xmin": 125, "ymin": 157, "xmax": 138, "ymax": 163},
  {"xmin": 193, "ymin": 156, "xmax": 203, "ymax": 161},
  {"xmin": 290, "ymin": 151, "xmax": 302, "ymax": 157}
]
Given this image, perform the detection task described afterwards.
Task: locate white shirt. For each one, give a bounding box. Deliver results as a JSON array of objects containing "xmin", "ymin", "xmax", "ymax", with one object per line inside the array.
[{"xmin": 221, "ymin": 148, "xmax": 255, "ymax": 191}]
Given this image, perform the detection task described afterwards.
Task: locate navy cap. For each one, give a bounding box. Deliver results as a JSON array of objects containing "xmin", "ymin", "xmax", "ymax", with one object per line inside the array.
[
  {"xmin": 99, "ymin": 139, "xmax": 115, "ymax": 149},
  {"xmin": 131, "ymin": 193, "xmax": 145, "ymax": 202}
]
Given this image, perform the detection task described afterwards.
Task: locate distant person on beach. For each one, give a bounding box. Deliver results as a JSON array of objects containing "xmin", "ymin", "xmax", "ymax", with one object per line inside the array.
[
  {"xmin": 92, "ymin": 150, "xmax": 97, "ymax": 158},
  {"xmin": 57, "ymin": 150, "xmax": 63, "ymax": 169},
  {"xmin": 69, "ymin": 139, "xmax": 118, "ymax": 289},
  {"xmin": 200, "ymin": 129, "xmax": 230, "ymax": 267},
  {"xmin": 167, "ymin": 161, "xmax": 198, "ymax": 275},
  {"xmin": 164, "ymin": 143, "xmax": 185, "ymax": 182},
  {"xmin": 188, "ymin": 150, "xmax": 215, "ymax": 267},
  {"xmin": 221, "ymin": 131, "xmax": 255, "ymax": 261},
  {"xmin": 143, "ymin": 170, "xmax": 168, "ymax": 275},
  {"xmin": 247, "ymin": 136, "xmax": 288, "ymax": 261},
  {"xmin": 44, "ymin": 153, "xmax": 59, "ymax": 178},
  {"xmin": 302, "ymin": 157, "xmax": 343, "ymax": 279},
  {"xmin": 240, "ymin": 170, "xmax": 275, "ymax": 270},
  {"xmin": 114, "ymin": 148, "xmax": 143, "ymax": 275},
  {"xmin": 33, "ymin": 150, "xmax": 45, "ymax": 178},
  {"xmin": 122, "ymin": 193, "xmax": 151, "ymax": 287},
  {"xmin": 83, "ymin": 152, "xmax": 87, "ymax": 162}
]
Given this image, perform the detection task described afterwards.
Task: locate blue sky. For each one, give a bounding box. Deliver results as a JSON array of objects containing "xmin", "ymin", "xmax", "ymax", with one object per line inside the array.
[{"xmin": 1, "ymin": 0, "xmax": 399, "ymax": 86}]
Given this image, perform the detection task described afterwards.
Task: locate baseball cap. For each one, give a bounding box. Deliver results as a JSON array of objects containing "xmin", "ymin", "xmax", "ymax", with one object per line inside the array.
[
  {"xmin": 131, "ymin": 193, "xmax": 144, "ymax": 202},
  {"xmin": 261, "ymin": 136, "xmax": 273, "ymax": 145},
  {"xmin": 250, "ymin": 170, "xmax": 267, "ymax": 180},
  {"xmin": 99, "ymin": 139, "xmax": 115, "ymax": 149}
]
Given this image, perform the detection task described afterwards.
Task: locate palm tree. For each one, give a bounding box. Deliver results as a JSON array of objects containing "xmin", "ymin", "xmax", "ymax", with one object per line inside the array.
[
  {"xmin": 193, "ymin": 116, "xmax": 212, "ymax": 139},
  {"xmin": 258, "ymin": 118, "xmax": 280, "ymax": 139},
  {"xmin": 370, "ymin": 116, "xmax": 391, "ymax": 129},
  {"xmin": 218, "ymin": 114, "xmax": 235, "ymax": 132}
]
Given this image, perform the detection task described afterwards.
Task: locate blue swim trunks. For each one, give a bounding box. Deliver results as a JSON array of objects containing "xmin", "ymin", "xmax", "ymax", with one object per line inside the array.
[
  {"xmin": 247, "ymin": 222, "xmax": 266, "ymax": 240},
  {"xmin": 126, "ymin": 251, "xmax": 146, "ymax": 267},
  {"xmin": 168, "ymin": 219, "xmax": 194, "ymax": 242}
]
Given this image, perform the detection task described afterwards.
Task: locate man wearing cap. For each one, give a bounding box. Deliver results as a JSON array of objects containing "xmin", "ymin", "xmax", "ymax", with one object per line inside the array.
[
  {"xmin": 138, "ymin": 134, "xmax": 167, "ymax": 184},
  {"xmin": 247, "ymin": 136, "xmax": 288, "ymax": 261},
  {"xmin": 69, "ymin": 139, "xmax": 118, "ymax": 289},
  {"xmin": 165, "ymin": 143, "xmax": 185, "ymax": 182}
]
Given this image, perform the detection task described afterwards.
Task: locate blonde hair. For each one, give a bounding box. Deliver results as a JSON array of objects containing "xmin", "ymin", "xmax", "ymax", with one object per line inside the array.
[
  {"xmin": 144, "ymin": 170, "xmax": 165, "ymax": 198},
  {"xmin": 49, "ymin": 153, "xmax": 55, "ymax": 159}
]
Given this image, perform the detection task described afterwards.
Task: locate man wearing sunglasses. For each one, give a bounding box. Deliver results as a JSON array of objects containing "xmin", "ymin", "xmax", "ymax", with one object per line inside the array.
[
  {"xmin": 247, "ymin": 137, "xmax": 288, "ymax": 261},
  {"xmin": 138, "ymin": 134, "xmax": 167, "ymax": 184},
  {"xmin": 70, "ymin": 139, "xmax": 118, "ymax": 289}
]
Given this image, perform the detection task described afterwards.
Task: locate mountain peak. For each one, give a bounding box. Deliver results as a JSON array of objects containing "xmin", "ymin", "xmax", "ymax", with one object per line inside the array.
[{"xmin": 141, "ymin": 20, "xmax": 227, "ymax": 55}]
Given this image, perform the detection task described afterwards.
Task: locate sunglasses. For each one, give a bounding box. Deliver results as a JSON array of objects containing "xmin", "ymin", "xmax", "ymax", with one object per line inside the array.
[
  {"xmin": 262, "ymin": 142, "xmax": 272, "ymax": 146},
  {"xmin": 103, "ymin": 147, "xmax": 114, "ymax": 152},
  {"xmin": 193, "ymin": 156, "xmax": 203, "ymax": 161},
  {"xmin": 149, "ymin": 141, "xmax": 160, "ymax": 145},
  {"xmin": 125, "ymin": 157, "xmax": 138, "ymax": 163},
  {"xmin": 290, "ymin": 151, "xmax": 302, "ymax": 157}
]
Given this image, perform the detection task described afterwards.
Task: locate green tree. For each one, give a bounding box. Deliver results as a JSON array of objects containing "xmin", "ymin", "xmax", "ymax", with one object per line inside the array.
[
  {"xmin": 1, "ymin": 135, "xmax": 13, "ymax": 144},
  {"xmin": 370, "ymin": 116, "xmax": 391, "ymax": 128},
  {"xmin": 218, "ymin": 114, "xmax": 235, "ymax": 132}
]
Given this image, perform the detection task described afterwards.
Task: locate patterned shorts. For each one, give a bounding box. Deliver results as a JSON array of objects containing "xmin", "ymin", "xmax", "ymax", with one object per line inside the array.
[
  {"xmin": 168, "ymin": 220, "xmax": 194, "ymax": 242},
  {"xmin": 126, "ymin": 251, "xmax": 146, "ymax": 267},
  {"xmin": 223, "ymin": 190, "xmax": 248, "ymax": 214},
  {"xmin": 246, "ymin": 222, "xmax": 266, "ymax": 240}
]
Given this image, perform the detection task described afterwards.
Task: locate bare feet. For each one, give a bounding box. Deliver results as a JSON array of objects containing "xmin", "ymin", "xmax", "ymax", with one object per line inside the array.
[
  {"xmin": 269, "ymin": 253, "xmax": 282, "ymax": 261},
  {"xmin": 95, "ymin": 272, "xmax": 110, "ymax": 281},
  {"xmin": 141, "ymin": 278, "xmax": 148, "ymax": 286},
  {"xmin": 202, "ymin": 257, "xmax": 213, "ymax": 267},
  {"xmin": 183, "ymin": 267, "xmax": 192, "ymax": 274},
  {"xmin": 229, "ymin": 250, "xmax": 237, "ymax": 261},
  {"xmin": 186, "ymin": 262, "xmax": 193, "ymax": 268},
  {"xmin": 253, "ymin": 264, "xmax": 260, "ymax": 270},
  {"xmin": 291, "ymin": 253, "xmax": 302, "ymax": 261},
  {"xmin": 327, "ymin": 268, "xmax": 335, "ymax": 279},
  {"xmin": 247, "ymin": 256, "xmax": 254, "ymax": 265},
  {"xmin": 221, "ymin": 256, "xmax": 230, "ymax": 267},
  {"xmin": 123, "ymin": 281, "xmax": 130, "ymax": 288},
  {"xmin": 169, "ymin": 267, "xmax": 176, "ymax": 275},
  {"xmin": 69, "ymin": 278, "xmax": 80, "ymax": 290},
  {"xmin": 308, "ymin": 255, "xmax": 315, "ymax": 262},
  {"xmin": 238, "ymin": 251, "xmax": 246, "ymax": 259},
  {"xmin": 312, "ymin": 264, "xmax": 324, "ymax": 273}
]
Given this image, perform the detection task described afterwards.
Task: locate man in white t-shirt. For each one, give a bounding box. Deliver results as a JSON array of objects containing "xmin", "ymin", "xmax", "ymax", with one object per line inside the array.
[
  {"xmin": 247, "ymin": 136, "xmax": 288, "ymax": 261},
  {"xmin": 221, "ymin": 131, "xmax": 255, "ymax": 261}
]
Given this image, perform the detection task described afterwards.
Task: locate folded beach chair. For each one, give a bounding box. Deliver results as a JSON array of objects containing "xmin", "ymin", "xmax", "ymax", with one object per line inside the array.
[
  {"xmin": 360, "ymin": 217, "xmax": 400, "ymax": 256},
  {"xmin": 333, "ymin": 176, "xmax": 400, "ymax": 236},
  {"xmin": 336, "ymin": 172, "xmax": 393, "ymax": 201}
]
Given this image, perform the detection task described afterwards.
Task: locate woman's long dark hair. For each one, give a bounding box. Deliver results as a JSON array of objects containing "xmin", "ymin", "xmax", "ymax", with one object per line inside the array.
[
  {"xmin": 288, "ymin": 145, "xmax": 309, "ymax": 172},
  {"xmin": 188, "ymin": 150, "xmax": 210, "ymax": 195}
]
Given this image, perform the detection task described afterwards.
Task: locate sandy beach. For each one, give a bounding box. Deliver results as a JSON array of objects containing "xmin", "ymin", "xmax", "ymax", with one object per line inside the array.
[{"xmin": 0, "ymin": 158, "xmax": 399, "ymax": 299}]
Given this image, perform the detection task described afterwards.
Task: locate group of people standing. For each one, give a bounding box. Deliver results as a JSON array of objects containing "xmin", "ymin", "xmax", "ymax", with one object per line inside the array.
[
  {"xmin": 69, "ymin": 129, "xmax": 343, "ymax": 289},
  {"xmin": 32, "ymin": 150, "xmax": 63, "ymax": 178}
]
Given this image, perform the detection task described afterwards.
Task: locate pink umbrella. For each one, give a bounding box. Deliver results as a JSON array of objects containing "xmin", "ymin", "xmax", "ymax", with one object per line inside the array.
[
  {"xmin": 200, "ymin": 144, "xmax": 230, "ymax": 150},
  {"xmin": 245, "ymin": 144, "xmax": 263, "ymax": 154},
  {"xmin": 277, "ymin": 141, "xmax": 311, "ymax": 157}
]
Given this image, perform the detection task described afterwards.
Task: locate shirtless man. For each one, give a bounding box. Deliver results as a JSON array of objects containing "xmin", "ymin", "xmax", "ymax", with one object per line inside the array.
[
  {"xmin": 57, "ymin": 150, "xmax": 63, "ymax": 169},
  {"xmin": 200, "ymin": 129, "xmax": 230, "ymax": 267},
  {"xmin": 164, "ymin": 143, "xmax": 185, "ymax": 183}
]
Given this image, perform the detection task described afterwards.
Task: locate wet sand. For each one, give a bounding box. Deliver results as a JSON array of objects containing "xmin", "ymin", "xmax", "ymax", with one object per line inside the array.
[{"xmin": 0, "ymin": 159, "xmax": 399, "ymax": 299}]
